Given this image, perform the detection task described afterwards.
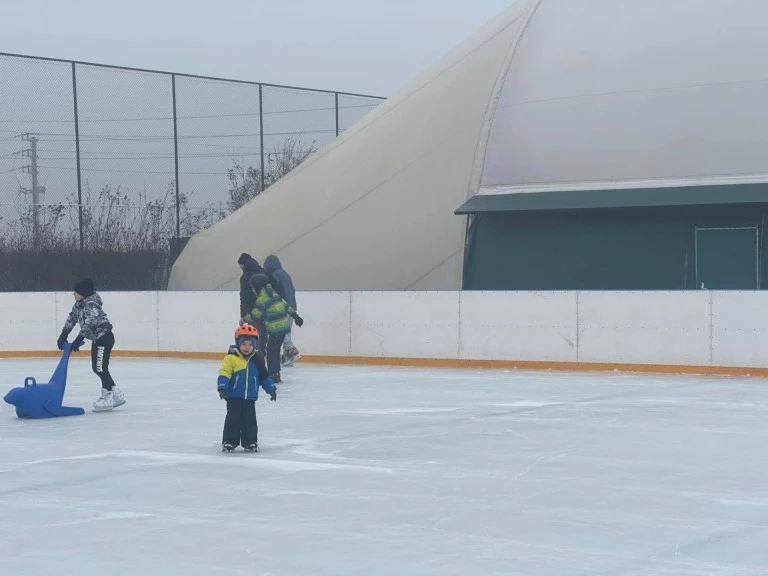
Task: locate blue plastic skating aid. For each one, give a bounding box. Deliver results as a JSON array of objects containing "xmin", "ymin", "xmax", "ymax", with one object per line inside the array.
[{"xmin": 3, "ymin": 341, "xmax": 85, "ymax": 419}]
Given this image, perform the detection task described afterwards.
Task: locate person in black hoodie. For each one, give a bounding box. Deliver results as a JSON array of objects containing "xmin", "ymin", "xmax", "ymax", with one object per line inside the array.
[{"xmin": 237, "ymin": 253, "xmax": 268, "ymax": 356}]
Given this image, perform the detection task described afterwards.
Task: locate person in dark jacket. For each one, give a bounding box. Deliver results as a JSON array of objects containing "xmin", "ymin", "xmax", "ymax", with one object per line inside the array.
[
  {"xmin": 241, "ymin": 273, "xmax": 303, "ymax": 383},
  {"xmin": 237, "ymin": 253, "xmax": 269, "ymax": 356},
  {"xmin": 264, "ymin": 255, "xmax": 301, "ymax": 366},
  {"xmin": 238, "ymin": 253, "xmax": 265, "ymax": 317},
  {"xmin": 57, "ymin": 278, "xmax": 125, "ymax": 413}
]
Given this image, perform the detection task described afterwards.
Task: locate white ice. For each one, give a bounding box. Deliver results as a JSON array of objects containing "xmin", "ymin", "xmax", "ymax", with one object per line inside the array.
[{"xmin": 2, "ymin": 357, "xmax": 768, "ymax": 575}]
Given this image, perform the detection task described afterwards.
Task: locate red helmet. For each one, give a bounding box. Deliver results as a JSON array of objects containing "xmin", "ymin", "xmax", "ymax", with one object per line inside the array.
[{"xmin": 235, "ymin": 324, "xmax": 259, "ymax": 341}]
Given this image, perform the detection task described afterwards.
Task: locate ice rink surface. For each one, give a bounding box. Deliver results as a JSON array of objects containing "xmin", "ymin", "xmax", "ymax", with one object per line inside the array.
[{"xmin": 2, "ymin": 357, "xmax": 768, "ymax": 575}]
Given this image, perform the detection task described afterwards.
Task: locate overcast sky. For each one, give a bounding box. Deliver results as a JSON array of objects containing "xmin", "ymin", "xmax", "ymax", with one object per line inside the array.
[{"xmin": 0, "ymin": 0, "xmax": 514, "ymax": 96}]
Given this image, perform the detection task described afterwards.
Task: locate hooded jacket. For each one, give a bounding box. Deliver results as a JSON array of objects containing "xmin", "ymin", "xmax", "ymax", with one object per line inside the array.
[
  {"xmin": 264, "ymin": 255, "xmax": 297, "ymax": 310},
  {"xmin": 242, "ymin": 273, "xmax": 297, "ymax": 335},
  {"xmin": 239, "ymin": 256, "xmax": 285, "ymax": 317},
  {"xmin": 239, "ymin": 256, "xmax": 267, "ymax": 318},
  {"xmin": 61, "ymin": 293, "xmax": 113, "ymax": 341}
]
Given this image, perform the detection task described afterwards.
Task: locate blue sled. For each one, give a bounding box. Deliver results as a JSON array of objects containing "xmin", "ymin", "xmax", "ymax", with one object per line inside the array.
[{"xmin": 3, "ymin": 342, "xmax": 85, "ymax": 419}]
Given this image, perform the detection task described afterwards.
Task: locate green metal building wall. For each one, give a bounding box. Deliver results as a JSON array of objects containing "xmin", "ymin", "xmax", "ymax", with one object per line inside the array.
[{"xmin": 463, "ymin": 203, "xmax": 768, "ymax": 290}]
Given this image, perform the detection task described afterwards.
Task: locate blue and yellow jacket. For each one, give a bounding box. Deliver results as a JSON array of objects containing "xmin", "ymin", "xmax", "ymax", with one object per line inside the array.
[{"xmin": 217, "ymin": 349, "xmax": 276, "ymax": 400}]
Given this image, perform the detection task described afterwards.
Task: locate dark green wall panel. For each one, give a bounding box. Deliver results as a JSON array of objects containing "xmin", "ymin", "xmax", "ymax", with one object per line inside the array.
[{"xmin": 463, "ymin": 204, "xmax": 768, "ymax": 290}]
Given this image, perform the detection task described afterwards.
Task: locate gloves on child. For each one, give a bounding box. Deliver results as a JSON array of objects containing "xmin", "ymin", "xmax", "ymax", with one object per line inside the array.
[
  {"xmin": 57, "ymin": 330, "xmax": 85, "ymax": 352},
  {"xmin": 292, "ymin": 314, "xmax": 304, "ymax": 327},
  {"xmin": 71, "ymin": 333, "xmax": 85, "ymax": 352},
  {"xmin": 270, "ymin": 391, "xmax": 277, "ymax": 402},
  {"xmin": 56, "ymin": 328, "xmax": 71, "ymax": 350}
]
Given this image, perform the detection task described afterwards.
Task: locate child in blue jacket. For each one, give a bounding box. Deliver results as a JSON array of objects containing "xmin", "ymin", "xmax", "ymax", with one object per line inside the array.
[{"xmin": 217, "ymin": 324, "xmax": 276, "ymax": 452}]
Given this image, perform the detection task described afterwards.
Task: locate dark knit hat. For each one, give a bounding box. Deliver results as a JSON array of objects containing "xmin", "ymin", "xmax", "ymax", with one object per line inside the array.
[
  {"xmin": 73, "ymin": 278, "xmax": 95, "ymax": 298},
  {"xmin": 237, "ymin": 253, "xmax": 251, "ymax": 265}
]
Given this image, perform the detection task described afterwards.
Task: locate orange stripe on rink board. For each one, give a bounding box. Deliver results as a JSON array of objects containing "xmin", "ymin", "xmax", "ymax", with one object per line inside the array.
[
  {"xmin": 0, "ymin": 350, "xmax": 224, "ymax": 360},
  {"xmin": 299, "ymin": 356, "xmax": 768, "ymax": 377},
  {"xmin": 2, "ymin": 351, "xmax": 768, "ymax": 377},
  {"xmin": 0, "ymin": 351, "xmax": 63, "ymax": 358}
]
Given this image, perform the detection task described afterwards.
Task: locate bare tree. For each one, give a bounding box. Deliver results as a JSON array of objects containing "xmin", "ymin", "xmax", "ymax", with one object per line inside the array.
[
  {"xmin": 226, "ymin": 136, "xmax": 317, "ymax": 212},
  {"xmin": 226, "ymin": 163, "xmax": 261, "ymax": 214},
  {"xmin": 0, "ymin": 135, "xmax": 312, "ymax": 290}
]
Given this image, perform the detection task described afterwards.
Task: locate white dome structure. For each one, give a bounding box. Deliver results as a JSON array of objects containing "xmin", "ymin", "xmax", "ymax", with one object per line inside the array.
[{"xmin": 168, "ymin": 0, "xmax": 768, "ymax": 291}]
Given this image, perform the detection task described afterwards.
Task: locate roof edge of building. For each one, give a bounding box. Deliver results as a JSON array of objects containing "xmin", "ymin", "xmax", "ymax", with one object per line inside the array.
[{"xmin": 455, "ymin": 181, "xmax": 768, "ymax": 214}]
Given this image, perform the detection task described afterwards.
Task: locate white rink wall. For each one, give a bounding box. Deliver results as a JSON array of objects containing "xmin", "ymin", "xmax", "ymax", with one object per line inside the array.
[{"xmin": 1, "ymin": 290, "xmax": 767, "ymax": 369}]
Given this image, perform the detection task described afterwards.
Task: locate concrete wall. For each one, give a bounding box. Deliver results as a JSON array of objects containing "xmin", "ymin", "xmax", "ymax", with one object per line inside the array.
[{"xmin": 1, "ymin": 291, "xmax": 767, "ymax": 373}]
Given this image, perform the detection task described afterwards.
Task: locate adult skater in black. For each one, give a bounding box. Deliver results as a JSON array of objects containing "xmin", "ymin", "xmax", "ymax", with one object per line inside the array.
[{"xmin": 237, "ymin": 253, "xmax": 269, "ymax": 356}]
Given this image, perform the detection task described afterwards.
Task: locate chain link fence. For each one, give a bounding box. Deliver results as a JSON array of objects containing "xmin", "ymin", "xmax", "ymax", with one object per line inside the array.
[{"xmin": 0, "ymin": 52, "xmax": 384, "ymax": 290}]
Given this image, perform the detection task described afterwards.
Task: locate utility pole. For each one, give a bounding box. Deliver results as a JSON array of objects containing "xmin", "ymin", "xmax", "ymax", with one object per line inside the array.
[{"xmin": 18, "ymin": 133, "xmax": 46, "ymax": 247}]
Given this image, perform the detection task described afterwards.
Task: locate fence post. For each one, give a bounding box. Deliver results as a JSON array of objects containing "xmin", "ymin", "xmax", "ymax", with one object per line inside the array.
[
  {"xmin": 335, "ymin": 92, "xmax": 340, "ymax": 137},
  {"xmin": 72, "ymin": 62, "xmax": 84, "ymax": 251},
  {"xmin": 171, "ymin": 73, "xmax": 181, "ymax": 238},
  {"xmin": 259, "ymin": 83, "xmax": 265, "ymax": 193}
]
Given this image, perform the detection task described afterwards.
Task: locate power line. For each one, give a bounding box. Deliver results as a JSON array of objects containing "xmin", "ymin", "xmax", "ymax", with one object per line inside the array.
[
  {"xmin": 0, "ymin": 128, "xmax": 337, "ymax": 140},
  {"xmin": 36, "ymin": 164, "xmax": 302, "ymax": 176},
  {"xmin": 0, "ymin": 102, "xmax": 379, "ymax": 124},
  {"xmin": 6, "ymin": 139, "xmax": 323, "ymax": 154},
  {"xmin": 37, "ymin": 154, "xmax": 260, "ymax": 160},
  {"xmin": 31, "ymin": 150, "xmax": 313, "ymax": 160}
]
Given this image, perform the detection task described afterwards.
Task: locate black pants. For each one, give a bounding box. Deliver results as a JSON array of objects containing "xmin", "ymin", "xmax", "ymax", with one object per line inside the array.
[
  {"xmin": 252, "ymin": 319, "xmax": 268, "ymax": 357},
  {"xmin": 91, "ymin": 331, "xmax": 116, "ymax": 391},
  {"xmin": 223, "ymin": 399, "xmax": 257, "ymax": 448},
  {"xmin": 266, "ymin": 332, "xmax": 286, "ymax": 376}
]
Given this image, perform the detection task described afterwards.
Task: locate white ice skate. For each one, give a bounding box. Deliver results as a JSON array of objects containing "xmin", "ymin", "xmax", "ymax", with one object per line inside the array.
[
  {"xmin": 93, "ymin": 388, "xmax": 114, "ymax": 412},
  {"xmin": 282, "ymin": 347, "xmax": 301, "ymax": 367},
  {"xmin": 111, "ymin": 386, "xmax": 126, "ymax": 408}
]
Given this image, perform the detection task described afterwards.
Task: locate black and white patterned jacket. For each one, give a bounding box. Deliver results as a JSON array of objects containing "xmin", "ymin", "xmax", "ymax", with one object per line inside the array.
[{"xmin": 62, "ymin": 293, "xmax": 113, "ymax": 340}]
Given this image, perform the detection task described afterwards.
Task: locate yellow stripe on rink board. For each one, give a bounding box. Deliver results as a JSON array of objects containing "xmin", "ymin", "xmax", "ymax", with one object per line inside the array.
[{"xmin": 2, "ymin": 350, "xmax": 768, "ymax": 378}]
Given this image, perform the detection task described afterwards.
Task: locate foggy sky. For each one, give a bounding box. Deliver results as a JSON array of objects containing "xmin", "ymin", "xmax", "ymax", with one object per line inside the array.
[{"xmin": 0, "ymin": 0, "xmax": 515, "ymax": 96}]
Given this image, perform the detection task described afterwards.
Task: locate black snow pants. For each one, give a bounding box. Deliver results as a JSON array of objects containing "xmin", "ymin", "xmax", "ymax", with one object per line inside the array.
[
  {"xmin": 266, "ymin": 332, "xmax": 286, "ymax": 377},
  {"xmin": 222, "ymin": 398, "xmax": 258, "ymax": 448},
  {"xmin": 91, "ymin": 331, "xmax": 116, "ymax": 391},
  {"xmin": 252, "ymin": 319, "xmax": 268, "ymax": 357}
]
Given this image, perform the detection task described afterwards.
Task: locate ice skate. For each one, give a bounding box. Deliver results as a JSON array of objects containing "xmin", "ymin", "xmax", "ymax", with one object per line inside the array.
[
  {"xmin": 92, "ymin": 388, "xmax": 114, "ymax": 412},
  {"xmin": 244, "ymin": 443, "xmax": 259, "ymax": 453},
  {"xmin": 221, "ymin": 443, "xmax": 235, "ymax": 453},
  {"xmin": 111, "ymin": 386, "xmax": 126, "ymax": 408},
  {"xmin": 282, "ymin": 347, "xmax": 301, "ymax": 367}
]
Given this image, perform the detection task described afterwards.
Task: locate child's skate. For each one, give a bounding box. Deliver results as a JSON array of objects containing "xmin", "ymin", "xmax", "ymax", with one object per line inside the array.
[
  {"xmin": 111, "ymin": 386, "xmax": 126, "ymax": 408},
  {"xmin": 244, "ymin": 443, "xmax": 259, "ymax": 453},
  {"xmin": 221, "ymin": 443, "xmax": 235, "ymax": 453},
  {"xmin": 92, "ymin": 388, "xmax": 114, "ymax": 412}
]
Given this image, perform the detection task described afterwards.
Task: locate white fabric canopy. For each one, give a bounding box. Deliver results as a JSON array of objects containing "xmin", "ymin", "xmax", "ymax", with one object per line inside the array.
[{"xmin": 170, "ymin": 0, "xmax": 768, "ymax": 290}]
